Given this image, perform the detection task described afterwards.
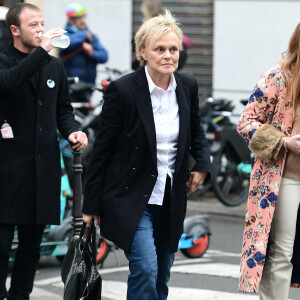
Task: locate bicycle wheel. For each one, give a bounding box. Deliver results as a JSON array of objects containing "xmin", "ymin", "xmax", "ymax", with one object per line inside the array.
[{"xmin": 212, "ymin": 146, "xmax": 250, "ymax": 206}]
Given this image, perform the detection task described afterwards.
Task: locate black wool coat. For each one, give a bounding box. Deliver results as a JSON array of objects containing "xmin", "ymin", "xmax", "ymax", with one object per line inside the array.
[
  {"xmin": 82, "ymin": 67, "xmax": 212, "ymax": 252},
  {"xmin": 0, "ymin": 45, "xmax": 78, "ymax": 225}
]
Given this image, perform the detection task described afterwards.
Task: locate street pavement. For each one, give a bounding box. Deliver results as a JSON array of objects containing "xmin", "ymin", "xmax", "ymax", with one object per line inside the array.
[
  {"xmin": 10, "ymin": 192, "xmax": 298, "ymax": 300},
  {"xmin": 186, "ymin": 190, "xmax": 247, "ymax": 218}
]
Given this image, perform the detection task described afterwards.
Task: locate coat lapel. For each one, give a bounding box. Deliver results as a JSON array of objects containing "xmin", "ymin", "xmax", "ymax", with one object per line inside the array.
[
  {"xmin": 133, "ymin": 68, "xmax": 157, "ymax": 166},
  {"xmin": 174, "ymin": 73, "xmax": 190, "ymax": 173}
]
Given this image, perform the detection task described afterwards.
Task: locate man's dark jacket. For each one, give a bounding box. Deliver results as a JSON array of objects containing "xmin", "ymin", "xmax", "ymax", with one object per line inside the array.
[
  {"xmin": 82, "ymin": 67, "xmax": 212, "ymax": 252},
  {"xmin": 0, "ymin": 44, "xmax": 78, "ymax": 225}
]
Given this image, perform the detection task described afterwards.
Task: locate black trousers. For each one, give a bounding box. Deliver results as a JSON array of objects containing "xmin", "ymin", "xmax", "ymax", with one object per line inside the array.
[{"xmin": 0, "ymin": 224, "xmax": 45, "ymax": 300}]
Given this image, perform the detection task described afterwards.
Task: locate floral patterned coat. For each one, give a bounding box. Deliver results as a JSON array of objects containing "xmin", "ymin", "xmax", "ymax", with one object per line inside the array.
[{"xmin": 237, "ymin": 65, "xmax": 300, "ymax": 293}]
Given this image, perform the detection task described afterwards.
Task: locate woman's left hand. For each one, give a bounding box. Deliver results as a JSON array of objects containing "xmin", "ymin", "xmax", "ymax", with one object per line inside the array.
[{"xmin": 186, "ymin": 171, "xmax": 208, "ymax": 194}]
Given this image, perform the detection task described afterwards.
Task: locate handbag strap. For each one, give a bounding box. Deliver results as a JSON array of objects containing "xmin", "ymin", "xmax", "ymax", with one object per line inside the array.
[
  {"xmin": 91, "ymin": 221, "xmax": 97, "ymax": 266},
  {"xmin": 79, "ymin": 221, "xmax": 87, "ymax": 239},
  {"xmin": 81, "ymin": 220, "xmax": 97, "ymax": 265}
]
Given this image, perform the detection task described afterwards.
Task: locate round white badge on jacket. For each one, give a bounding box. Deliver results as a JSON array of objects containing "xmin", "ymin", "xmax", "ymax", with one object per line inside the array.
[{"xmin": 47, "ymin": 79, "xmax": 55, "ymax": 88}]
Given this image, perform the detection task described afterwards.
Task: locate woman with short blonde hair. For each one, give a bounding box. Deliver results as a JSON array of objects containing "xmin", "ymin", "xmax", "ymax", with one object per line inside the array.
[{"xmin": 83, "ymin": 10, "xmax": 211, "ymax": 300}]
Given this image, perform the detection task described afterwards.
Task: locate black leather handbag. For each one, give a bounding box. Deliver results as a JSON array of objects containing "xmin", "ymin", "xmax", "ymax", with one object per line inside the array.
[{"xmin": 61, "ymin": 220, "xmax": 102, "ymax": 300}]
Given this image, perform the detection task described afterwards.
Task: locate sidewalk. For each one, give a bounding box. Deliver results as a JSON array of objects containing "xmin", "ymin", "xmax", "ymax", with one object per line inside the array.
[{"xmin": 187, "ymin": 191, "xmax": 247, "ymax": 218}]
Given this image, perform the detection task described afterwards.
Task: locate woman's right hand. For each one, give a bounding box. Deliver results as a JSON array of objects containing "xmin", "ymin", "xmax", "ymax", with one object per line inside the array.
[
  {"xmin": 286, "ymin": 135, "xmax": 300, "ymax": 154},
  {"xmin": 82, "ymin": 214, "xmax": 100, "ymax": 228}
]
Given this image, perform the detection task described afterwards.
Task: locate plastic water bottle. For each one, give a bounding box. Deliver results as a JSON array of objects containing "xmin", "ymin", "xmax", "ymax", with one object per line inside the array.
[
  {"xmin": 50, "ymin": 35, "xmax": 70, "ymax": 48},
  {"xmin": 1, "ymin": 120, "xmax": 14, "ymax": 138},
  {"xmin": 38, "ymin": 31, "xmax": 70, "ymax": 49}
]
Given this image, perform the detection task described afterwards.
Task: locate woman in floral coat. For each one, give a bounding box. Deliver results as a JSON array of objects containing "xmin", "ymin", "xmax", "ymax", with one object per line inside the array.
[{"xmin": 237, "ymin": 23, "xmax": 300, "ymax": 300}]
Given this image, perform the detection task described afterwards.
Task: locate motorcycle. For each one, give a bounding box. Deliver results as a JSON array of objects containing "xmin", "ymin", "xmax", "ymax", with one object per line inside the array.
[
  {"xmin": 188, "ymin": 97, "xmax": 236, "ymax": 199},
  {"xmin": 211, "ymin": 123, "xmax": 251, "ymax": 206},
  {"xmin": 208, "ymin": 99, "xmax": 251, "ymax": 206},
  {"xmin": 189, "ymin": 97, "xmax": 251, "ymax": 206}
]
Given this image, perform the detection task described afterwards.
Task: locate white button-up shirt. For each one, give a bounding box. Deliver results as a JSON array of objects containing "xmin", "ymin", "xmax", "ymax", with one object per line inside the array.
[{"xmin": 145, "ymin": 65, "xmax": 179, "ymax": 205}]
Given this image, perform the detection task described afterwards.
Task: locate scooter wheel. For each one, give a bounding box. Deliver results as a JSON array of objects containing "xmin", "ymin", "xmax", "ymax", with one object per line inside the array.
[
  {"xmin": 96, "ymin": 238, "xmax": 111, "ymax": 265},
  {"xmin": 180, "ymin": 234, "xmax": 210, "ymax": 258}
]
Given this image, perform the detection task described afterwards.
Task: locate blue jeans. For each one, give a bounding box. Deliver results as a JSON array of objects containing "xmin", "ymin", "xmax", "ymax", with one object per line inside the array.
[{"xmin": 125, "ymin": 205, "xmax": 175, "ymax": 300}]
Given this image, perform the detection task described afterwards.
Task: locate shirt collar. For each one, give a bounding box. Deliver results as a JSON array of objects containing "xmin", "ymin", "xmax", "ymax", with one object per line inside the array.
[{"xmin": 145, "ymin": 65, "xmax": 177, "ymax": 94}]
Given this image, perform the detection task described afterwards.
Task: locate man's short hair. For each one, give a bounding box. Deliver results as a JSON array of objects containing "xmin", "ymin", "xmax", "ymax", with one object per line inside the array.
[{"xmin": 6, "ymin": 3, "xmax": 40, "ymax": 29}]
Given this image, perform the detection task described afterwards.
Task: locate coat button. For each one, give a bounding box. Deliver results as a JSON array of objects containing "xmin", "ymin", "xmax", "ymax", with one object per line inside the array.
[
  {"xmin": 135, "ymin": 146, "xmax": 140, "ymax": 151},
  {"xmin": 124, "ymin": 186, "xmax": 130, "ymax": 193},
  {"xmin": 150, "ymin": 174, "xmax": 156, "ymax": 178},
  {"xmin": 143, "ymin": 194, "xmax": 148, "ymax": 197},
  {"xmin": 37, "ymin": 126, "xmax": 42, "ymax": 132},
  {"xmin": 38, "ymin": 99, "xmax": 43, "ymax": 106},
  {"xmin": 37, "ymin": 153, "xmax": 41, "ymax": 158},
  {"xmin": 132, "ymin": 168, "xmax": 136, "ymax": 173}
]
